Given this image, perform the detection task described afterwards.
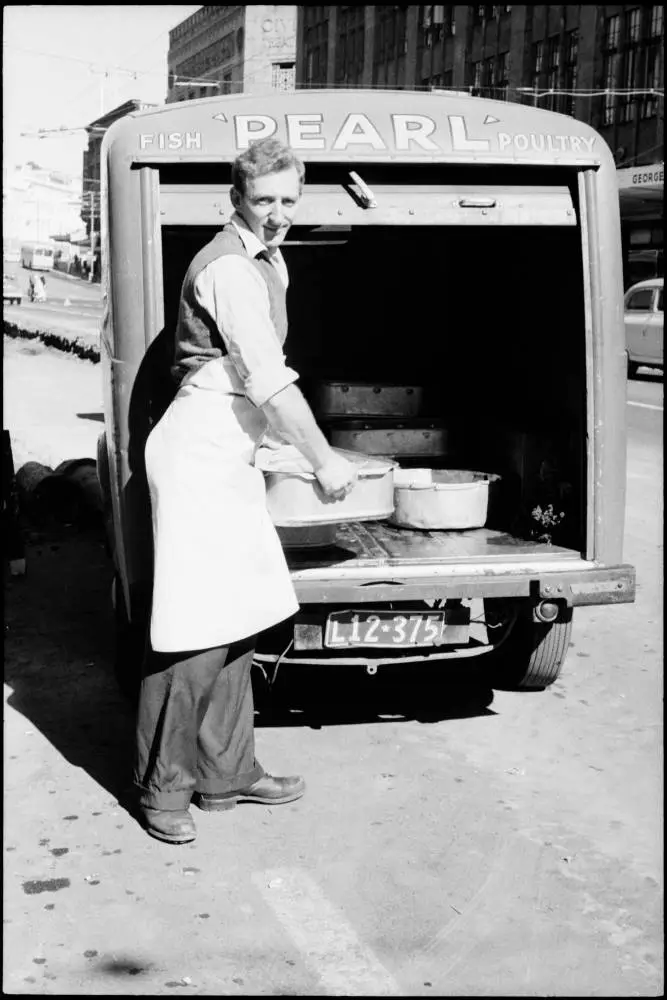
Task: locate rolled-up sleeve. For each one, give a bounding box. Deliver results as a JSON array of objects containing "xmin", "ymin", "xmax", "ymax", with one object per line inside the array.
[{"xmin": 194, "ymin": 256, "xmax": 299, "ymax": 407}]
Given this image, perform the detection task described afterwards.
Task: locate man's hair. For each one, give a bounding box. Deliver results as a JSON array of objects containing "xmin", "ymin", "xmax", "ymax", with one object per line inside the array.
[{"xmin": 231, "ymin": 137, "xmax": 305, "ymax": 195}]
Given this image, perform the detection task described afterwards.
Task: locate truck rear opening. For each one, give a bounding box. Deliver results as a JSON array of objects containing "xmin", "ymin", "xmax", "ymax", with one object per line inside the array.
[{"xmin": 159, "ymin": 171, "xmax": 587, "ymax": 570}]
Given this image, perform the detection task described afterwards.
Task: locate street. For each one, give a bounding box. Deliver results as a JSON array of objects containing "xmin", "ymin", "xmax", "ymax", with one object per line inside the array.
[
  {"xmin": 3, "ymin": 336, "xmax": 663, "ymax": 996},
  {"xmin": 3, "ymin": 267, "xmax": 103, "ymax": 346}
]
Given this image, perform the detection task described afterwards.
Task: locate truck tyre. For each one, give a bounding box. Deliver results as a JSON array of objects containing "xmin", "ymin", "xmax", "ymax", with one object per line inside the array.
[
  {"xmin": 486, "ymin": 605, "xmax": 573, "ymax": 690},
  {"xmin": 113, "ymin": 576, "xmax": 146, "ymax": 706}
]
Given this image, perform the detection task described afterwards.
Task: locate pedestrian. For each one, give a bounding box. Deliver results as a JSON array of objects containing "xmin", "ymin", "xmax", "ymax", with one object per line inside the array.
[{"xmin": 133, "ymin": 137, "xmax": 358, "ymax": 844}]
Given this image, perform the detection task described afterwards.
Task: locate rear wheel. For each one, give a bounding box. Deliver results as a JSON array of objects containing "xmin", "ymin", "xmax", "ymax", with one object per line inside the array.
[
  {"xmin": 485, "ymin": 603, "xmax": 573, "ymax": 690},
  {"xmin": 627, "ymin": 355, "xmax": 639, "ymax": 379}
]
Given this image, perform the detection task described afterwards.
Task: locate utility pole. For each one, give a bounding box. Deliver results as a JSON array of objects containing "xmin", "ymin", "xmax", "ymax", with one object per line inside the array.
[
  {"xmin": 89, "ymin": 68, "xmax": 110, "ymax": 116},
  {"xmin": 89, "ymin": 189, "xmax": 97, "ymax": 282}
]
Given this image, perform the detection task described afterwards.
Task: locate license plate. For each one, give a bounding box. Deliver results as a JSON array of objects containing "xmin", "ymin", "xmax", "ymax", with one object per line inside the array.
[{"xmin": 325, "ymin": 610, "xmax": 446, "ymax": 648}]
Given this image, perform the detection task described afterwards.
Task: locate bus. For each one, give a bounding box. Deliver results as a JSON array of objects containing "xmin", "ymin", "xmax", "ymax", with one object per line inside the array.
[{"xmin": 20, "ymin": 242, "xmax": 55, "ymax": 271}]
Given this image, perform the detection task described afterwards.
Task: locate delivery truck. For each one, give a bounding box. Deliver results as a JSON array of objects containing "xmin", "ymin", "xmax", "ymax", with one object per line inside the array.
[{"xmin": 96, "ymin": 90, "xmax": 636, "ymax": 700}]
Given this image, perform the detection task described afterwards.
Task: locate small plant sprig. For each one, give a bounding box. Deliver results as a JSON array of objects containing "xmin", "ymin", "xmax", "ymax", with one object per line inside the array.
[{"xmin": 530, "ymin": 503, "xmax": 566, "ymax": 544}]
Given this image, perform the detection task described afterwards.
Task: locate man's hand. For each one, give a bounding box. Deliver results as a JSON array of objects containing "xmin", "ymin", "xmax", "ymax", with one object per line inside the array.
[{"xmin": 314, "ymin": 453, "xmax": 359, "ymax": 501}]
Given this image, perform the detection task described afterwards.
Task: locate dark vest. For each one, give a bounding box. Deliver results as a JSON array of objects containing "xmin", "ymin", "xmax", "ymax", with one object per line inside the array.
[{"xmin": 171, "ymin": 223, "xmax": 288, "ymax": 386}]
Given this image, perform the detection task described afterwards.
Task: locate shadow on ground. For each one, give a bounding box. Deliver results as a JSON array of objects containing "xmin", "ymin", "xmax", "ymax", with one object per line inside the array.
[
  {"xmin": 252, "ymin": 659, "xmax": 496, "ymax": 731},
  {"xmin": 4, "ymin": 517, "xmax": 134, "ymax": 804},
  {"xmin": 4, "ymin": 514, "xmax": 496, "ymax": 810}
]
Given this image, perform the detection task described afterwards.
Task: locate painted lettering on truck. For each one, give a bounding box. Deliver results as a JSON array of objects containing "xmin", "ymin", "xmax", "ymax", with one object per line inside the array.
[
  {"xmin": 136, "ymin": 114, "xmax": 597, "ymax": 158},
  {"xmin": 139, "ymin": 131, "xmax": 202, "ymax": 150},
  {"xmin": 206, "ymin": 112, "xmax": 597, "ymax": 156}
]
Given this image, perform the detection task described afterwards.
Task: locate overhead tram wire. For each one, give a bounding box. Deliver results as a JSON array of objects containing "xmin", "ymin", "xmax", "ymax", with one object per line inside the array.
[{"xmin": 5, "ymin": 43, "xmax": 664, "ymax": 99}]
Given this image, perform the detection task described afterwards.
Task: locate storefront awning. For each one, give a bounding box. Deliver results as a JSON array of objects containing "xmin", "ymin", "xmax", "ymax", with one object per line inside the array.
[{"xmin": 617, "ymin": 162, "xmax": 664, "ymax": 221}]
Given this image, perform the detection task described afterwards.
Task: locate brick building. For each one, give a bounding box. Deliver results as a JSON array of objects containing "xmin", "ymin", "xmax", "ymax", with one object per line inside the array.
[
  {"xmin": 296, "ymin": 5, "xmax": 663, "ymax": 283},
  {"xmin": 165, "ymin": 5, "xmax": 297, "ymax": 102}
]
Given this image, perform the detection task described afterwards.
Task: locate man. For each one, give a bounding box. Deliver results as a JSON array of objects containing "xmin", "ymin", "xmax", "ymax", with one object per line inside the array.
[{"xmin": 133, "ymin": 137, "xmax": 358, "ymax": 844}]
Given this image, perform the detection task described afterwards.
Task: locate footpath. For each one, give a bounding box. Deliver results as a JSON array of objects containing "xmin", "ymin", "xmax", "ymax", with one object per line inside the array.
[{"xmin": 3, "ymin": 296, "xmax": 105, "ymax": 577}]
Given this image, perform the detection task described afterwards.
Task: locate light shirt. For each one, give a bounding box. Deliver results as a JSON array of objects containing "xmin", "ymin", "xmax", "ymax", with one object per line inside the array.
[{"xmin": 189, "ymin": 212, "xmax": 298, "ymax": 407}]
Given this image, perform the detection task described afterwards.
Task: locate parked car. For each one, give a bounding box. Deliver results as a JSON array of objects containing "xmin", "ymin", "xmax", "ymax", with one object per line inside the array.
[
  {"xmin": 625, "ymin": 277, "xmax": 663, "ymax": 377},
  {"xmin": 3, "ymin": 275, "xmax": 22, "ymax": 305}
]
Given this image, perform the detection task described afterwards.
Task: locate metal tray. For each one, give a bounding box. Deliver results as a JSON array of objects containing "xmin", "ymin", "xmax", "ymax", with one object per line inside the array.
[
  {"xmin": 329, "ymin": 418, "xmax": 447, "ymax": 457},
  {"xmin": 313, "ymin": 382, "xmax": 425, "ymax": 418}
]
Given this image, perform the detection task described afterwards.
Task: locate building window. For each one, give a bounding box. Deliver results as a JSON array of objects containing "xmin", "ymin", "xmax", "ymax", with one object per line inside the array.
[
  {"xmin": 472, "ymin": 5, "xmax": 511, "ymax": 24},
  {"xmin": 602, "ymin": 14, "xmax": 621, "ymax": 125},
  {"xmin": 562, "ymin": 30, "xmax": 578, "ymax": 116},
  {"xmin": 175, "ymin": 32, "xmax": 236, "ymax": 82},
  {"xmin": 495, "ymin": 51, "xmax": 509, "ymax": 100},
  {"xmin": 619, "ymin": 8, "xmax": 642, "ymax": 123},
  {"xmin": 546, "ymin": 35, "xmax": 561, "ymax": 112},
  {"xmin": 530, "ymin": 40, "xmax": 544, "ymax": 103},
  {"xmin": 483, "ymin": 55, "xmax": 495, "ymax": 94},
  {"xmin": 335, "ymin": 6, "xmax": 365, "ymax": 84},
  {"xmin": 419, "ymin": 5, "xmax": 455, "ymax": 48},
  {"xmin": 373, "ymin": 6, "xmax": 408, "ymax": 85},
  {"xmin": 272, "ymin": 63, "xmax": 295, "ymax": 92},
  {"xmin": 470, "ymin": 51, "xmax": 509, "ymax": 99},
  {"xmin": 473, "ymin": 6, "xmax": 495, "ymax": 24},
  {"xmin": 472, "ymin": 60, "xmax": 483, "ymax": 94},
  {"xmin": 649, "ymin": 4, "xmax": 663, "ymax": 36},
  {"xmin": 642, "ymin": 6, "xmax": 664, "ymax": 119},
  {"xmin": 303, "ymin": 7, "xmax": 329, "ymax": 87}
]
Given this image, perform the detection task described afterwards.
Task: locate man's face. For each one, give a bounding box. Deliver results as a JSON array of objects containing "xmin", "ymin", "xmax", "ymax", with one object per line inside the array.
[{"xmin": 231, "ymin": 167, "xmax": 302, "ymax": 251}]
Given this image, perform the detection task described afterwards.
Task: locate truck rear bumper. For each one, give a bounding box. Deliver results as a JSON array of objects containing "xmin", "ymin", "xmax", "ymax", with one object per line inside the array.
[{"xmin": 291, "ymin": 560, "xmax": 636, "ymax": 607}]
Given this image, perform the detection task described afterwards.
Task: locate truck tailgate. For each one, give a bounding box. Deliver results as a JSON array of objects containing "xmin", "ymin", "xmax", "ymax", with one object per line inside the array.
[{"xmin": 285, "ymin": 521, "xmax": 635, "ymax": 607}]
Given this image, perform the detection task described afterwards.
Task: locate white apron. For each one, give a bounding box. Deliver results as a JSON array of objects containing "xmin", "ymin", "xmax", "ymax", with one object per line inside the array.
[{"xmin": 146, "ymin": 356, "xmax": 299, "ymax": 652}]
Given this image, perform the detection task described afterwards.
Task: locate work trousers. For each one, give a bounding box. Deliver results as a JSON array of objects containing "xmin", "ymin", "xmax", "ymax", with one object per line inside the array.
[{"xmin": 133, "ymin": 636, "xmax": 264, "ymax": 811}]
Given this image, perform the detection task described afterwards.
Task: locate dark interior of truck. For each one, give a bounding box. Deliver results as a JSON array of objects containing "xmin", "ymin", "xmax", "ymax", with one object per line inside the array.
[{"xmin": 158, "ymin": 217, "xmax": 587, "ymax": 564}]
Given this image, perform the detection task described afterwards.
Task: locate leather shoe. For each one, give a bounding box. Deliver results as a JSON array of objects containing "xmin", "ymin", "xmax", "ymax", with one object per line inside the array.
[
  {"xmin": 193, "ymin": 774, "xmax": 305, "ymax": 812},
  {"xmin": 140, "ymin": 806, "xmax": 197, "ymax": 844}
]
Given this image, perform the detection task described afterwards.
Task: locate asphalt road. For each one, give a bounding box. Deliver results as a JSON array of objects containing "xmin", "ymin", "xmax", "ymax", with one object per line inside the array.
[
  {"xmin": 3, "ymin": 337, "xmax": 663, "ymax": 997},
  {"xmin": 3, "ymin": 267, "xmax": 103, "ymax": 345}
]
